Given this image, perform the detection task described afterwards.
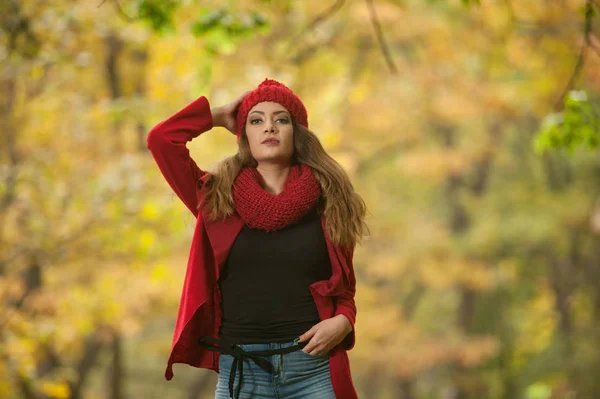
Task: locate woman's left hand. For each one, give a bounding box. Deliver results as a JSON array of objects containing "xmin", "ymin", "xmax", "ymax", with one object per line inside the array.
[{"xmin": 297, "ymin": 315, "xmax": 353, "ymax": 356}]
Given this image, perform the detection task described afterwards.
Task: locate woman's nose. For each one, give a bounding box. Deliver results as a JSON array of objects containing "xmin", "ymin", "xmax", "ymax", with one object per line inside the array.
[{"xmin": 264, "ymin": 121, "xmax": 275, "ymax": 132}]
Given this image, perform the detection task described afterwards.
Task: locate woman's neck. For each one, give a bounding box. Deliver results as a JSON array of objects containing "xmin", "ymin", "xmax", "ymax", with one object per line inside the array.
[{"xmin": 255, "ymin": 165, "xmax": 291, "ymax": 195}]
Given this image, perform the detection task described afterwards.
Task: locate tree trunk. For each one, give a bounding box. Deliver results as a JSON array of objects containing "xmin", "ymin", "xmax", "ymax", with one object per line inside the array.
[{"xmin": 107, "ymin": 329, "xmax": 124, "ymax": 399}]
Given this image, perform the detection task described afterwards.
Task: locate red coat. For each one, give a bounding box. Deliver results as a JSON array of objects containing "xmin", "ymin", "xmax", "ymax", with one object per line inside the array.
[{"xmin": 147, "ymin": 96, "xmax": 359, "ymax": 398}]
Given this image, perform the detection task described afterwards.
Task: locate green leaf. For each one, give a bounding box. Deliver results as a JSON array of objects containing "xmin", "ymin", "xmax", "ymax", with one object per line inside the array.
[
  {"xmin": 534, "ymin": 90, "xmax": 600, "ymax": 153},
  {"xmin": 137, "ymin": 0, "xmax": 179, "ymax": 33}
]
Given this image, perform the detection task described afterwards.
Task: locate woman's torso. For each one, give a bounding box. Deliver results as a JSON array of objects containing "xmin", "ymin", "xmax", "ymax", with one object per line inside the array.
[{"xmin": 217, "ymin": 206, "xmax": 333, "ymax": 344}]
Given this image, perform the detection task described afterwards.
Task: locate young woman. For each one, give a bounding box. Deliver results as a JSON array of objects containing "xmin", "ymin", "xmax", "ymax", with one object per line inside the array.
[{"xmin": 147, "ymin": 79, "xmax": 368, "ymax": 399}]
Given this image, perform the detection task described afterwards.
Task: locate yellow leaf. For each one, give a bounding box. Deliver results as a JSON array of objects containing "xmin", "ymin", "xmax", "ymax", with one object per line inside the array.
[
  {"xmin": 140, "ymin": 201, "xmax": 160, "ymax": 220},
  {"xmin": 150, "ymin": 263, "xmax": 170, "ymax": 282},
  {"xmin": 40, "ymin": 381, "xmax": 70, "ymax": 399},
  {"xmin": 139, "ymin": 229, "xmax": 157, "ymax": 249},
  {"xmin": 349, "ymin": 85, "xmax": 367, "ymax": 104},
  {"xmin": 30, "ymin": 65, "xmax": 44, "ymax": 80},
  {"xmin": 321, "ymin": 130, "xmax": 341, "ymax": 148}
]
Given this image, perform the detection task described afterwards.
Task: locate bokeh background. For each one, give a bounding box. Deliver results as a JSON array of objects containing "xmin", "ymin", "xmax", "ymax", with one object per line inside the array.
[{"xmin": 2, "ymin": 0, "xmax": 600, "ymax": 398}]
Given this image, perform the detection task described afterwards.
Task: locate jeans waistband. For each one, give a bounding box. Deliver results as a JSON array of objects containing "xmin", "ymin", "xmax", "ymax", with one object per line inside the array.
[{"xmin": 197, "ymin": 336, "xmax": 307, "ymax": 399}]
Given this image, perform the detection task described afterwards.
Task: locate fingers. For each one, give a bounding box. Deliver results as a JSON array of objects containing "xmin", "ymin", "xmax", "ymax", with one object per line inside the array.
[
  {"xmin": 303, "ymin": 344, "xmax": 318, "ymax": 355},
  {"xmin": 301, "ymin": 337, "xmax": 321, "ymax": 354},
  {"xmin": 222, "ymin": 91, "xmax": 249, "ymax": 113},
  {"xmin": 298, "ymin": 325, "xmax": 317, "ymax": 343},
  {"xmin": 303, "ymin": 344, "xmax": 328, "ymax": 356},
  {"xmin": 224, "ymin": 91, "xmax": 251, "ymax": 121},
  {"xmin": 304, "ymin": 346, "xmax": 324, "ymax": 356},
  {"xmin": 299, "ymin": 319, "xmax": 344, "ymax": 356},
  {"xmin": 236, "ymin": 90, "xmax": 251, "ymax": 104}
]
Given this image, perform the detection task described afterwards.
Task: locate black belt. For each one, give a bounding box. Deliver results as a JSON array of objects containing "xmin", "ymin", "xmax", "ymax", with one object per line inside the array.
[{"xmin": 197, "ymin": 336, "xmax": 308, "ymax": 399}]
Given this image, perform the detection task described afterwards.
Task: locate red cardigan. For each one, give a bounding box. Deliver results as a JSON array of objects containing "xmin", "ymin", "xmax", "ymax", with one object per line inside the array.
[{"xmin": 146, "ymin": 96, "xmax": 359, "ymax": 399}]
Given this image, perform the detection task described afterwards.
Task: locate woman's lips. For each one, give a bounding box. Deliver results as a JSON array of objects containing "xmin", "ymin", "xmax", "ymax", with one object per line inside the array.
[{"xmin": 262, "ymin": 140, "xmax": 280, "ymax": 145}]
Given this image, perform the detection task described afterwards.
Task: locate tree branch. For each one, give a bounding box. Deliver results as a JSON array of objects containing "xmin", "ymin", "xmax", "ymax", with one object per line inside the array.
[
  {"xmin": 97, "ymin": 0, "xmax": 136, "ymax": 22},
  {"xmin": 365, "ymin": 0, "xmax": 398, "ymax": 74},
  {"xmin": 304, "ymin": 0, "xmax": 345, "ymax": 33},
  {"xmin": 587, "ymin": 31, "xmax": 600, "ymax": 57},
  {"xmin": 553, "ymin": 0, "xmax": 595, "ymax": 111},
  {"xmin": 284, "ymin": 0, "xmax": 345, "ymax": 57},
  {"xmin": 289, "ymin": 27, "xmax": 342, "ymax": 64}
]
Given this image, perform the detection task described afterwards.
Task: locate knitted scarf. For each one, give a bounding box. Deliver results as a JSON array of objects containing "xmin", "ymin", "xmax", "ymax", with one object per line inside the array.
[{"xmin": 232, "ymin": 164, "xmax": 322, "ymax": 232}]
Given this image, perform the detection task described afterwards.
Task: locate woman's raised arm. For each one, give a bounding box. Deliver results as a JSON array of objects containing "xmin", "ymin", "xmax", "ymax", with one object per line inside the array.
[
  {"xmin": 146, "ymin": 92, "xmax": 249, "ymax": 216},
  {"xmin": 146, "ymin": 96, "xmax": 215, "ymax": 217}
]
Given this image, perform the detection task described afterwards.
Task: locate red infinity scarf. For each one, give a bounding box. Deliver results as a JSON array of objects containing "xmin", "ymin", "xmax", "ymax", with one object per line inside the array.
[{"xmin": 232, "ymin": 164, "xmax": 322, "ymax": 232}]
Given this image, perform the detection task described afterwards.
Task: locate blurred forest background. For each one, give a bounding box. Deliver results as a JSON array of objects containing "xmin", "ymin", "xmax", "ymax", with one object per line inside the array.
[{"xmin": 2, "ymin": 0, "xmax": 600, "ymax": 398}]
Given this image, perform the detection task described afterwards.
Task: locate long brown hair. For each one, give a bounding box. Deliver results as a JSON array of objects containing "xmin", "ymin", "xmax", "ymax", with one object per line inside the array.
[{"xmin": 198, "ymin": 117, "xmax": 369, "ymax": 251}]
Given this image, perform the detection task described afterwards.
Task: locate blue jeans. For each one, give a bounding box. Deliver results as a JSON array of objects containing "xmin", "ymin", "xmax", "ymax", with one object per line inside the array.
[{"xmin": 214, "ymin": 338, "xmax": 335, "ymax": 399}]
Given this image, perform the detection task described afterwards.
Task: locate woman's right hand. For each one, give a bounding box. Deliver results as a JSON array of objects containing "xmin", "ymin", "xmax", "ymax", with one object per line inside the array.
[{"xmin": 211, "ymin": 91, "xmax": 251, "ymax": 135}]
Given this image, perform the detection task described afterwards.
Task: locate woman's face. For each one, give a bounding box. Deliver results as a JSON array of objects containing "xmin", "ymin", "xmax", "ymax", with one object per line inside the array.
[{"xmin": 244, "ymin": 101, "xmax": 294, "ymax": 166}]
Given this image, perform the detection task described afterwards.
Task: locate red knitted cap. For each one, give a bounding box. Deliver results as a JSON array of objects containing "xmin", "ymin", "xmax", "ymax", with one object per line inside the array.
[{"xmin": 235, "ymin": 78, "xmax": 308, "ymax": 143}]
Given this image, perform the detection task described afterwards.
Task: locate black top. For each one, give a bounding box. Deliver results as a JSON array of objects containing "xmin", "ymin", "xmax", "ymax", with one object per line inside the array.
[{"xmin": 217, "ymin": 207, "xmax": 333, "ymax": 344}]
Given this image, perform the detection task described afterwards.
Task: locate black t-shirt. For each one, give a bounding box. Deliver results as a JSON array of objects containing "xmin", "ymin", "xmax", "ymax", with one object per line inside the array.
[{"xmin": 217, "ymin": 206, "xmax": 333, "ymax": 344}]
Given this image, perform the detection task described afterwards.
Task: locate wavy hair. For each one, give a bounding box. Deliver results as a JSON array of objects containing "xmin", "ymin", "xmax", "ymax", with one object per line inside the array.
[{"xmin": 198, "ymin": 117, "xmax": 369, "ymax": 251}]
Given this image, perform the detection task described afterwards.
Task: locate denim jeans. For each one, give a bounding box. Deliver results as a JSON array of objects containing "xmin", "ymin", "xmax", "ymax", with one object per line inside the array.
[{"xmin": 214, "ymin": 338, "xmax": 335, "ymax": 399}]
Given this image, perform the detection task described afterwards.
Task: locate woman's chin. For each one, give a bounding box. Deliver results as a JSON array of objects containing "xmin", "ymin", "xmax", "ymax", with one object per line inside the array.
[{"xmin": 253, "ymin": 153, "xmax": 293, "ymax": 165}]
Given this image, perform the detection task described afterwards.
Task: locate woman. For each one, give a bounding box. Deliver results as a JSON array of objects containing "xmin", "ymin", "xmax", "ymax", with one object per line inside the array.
[{"xmin": 147, "ymin": 79, "xmax": 368, "ymax": 399}]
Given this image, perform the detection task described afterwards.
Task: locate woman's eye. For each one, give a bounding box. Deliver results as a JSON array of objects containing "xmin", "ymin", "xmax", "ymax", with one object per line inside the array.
[{"xmin": 250, "ymin": 118, "xmax": 288, "ymax": 124}]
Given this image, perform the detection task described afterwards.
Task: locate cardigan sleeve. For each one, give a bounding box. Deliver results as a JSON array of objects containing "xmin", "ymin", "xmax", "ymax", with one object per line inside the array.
[
  {"xmin": 333, "ymin": 245, "xmax": 357, "ymax": 351},
  {"xmin": 146, "ymin": 96, "xmax": 214, "ymax": 218}
]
